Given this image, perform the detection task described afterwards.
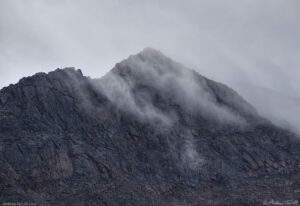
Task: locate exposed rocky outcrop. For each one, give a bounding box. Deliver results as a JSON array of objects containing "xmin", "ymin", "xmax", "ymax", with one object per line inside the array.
[{"xmin": 0, "ymin": 49, "xmax": 299, "ymax": 205}]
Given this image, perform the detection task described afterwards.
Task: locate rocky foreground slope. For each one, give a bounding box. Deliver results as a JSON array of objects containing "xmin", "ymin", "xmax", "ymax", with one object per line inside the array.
[{"xmin": 0, "ymin": 48, "xmax": 299, "ymax": 205}]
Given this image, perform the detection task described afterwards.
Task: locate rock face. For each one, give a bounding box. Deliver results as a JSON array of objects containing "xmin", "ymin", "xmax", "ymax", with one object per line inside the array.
[{"xmin": 0, "ymin": 48, "xmax": 300, "ymax": 205}]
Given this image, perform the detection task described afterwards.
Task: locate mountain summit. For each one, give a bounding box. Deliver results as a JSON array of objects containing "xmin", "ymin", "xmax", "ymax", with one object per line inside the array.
[
  {"xmin": 0, "ymin": 49, "xmax": 299, "ymax": 205},
  {"xmin": 96, "ymin": 48, "xmax": 262, "ymax": 125}
]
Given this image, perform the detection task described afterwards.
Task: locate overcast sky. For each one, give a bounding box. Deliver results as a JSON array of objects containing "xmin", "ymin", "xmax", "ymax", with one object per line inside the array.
[{"xmin": 0, "ymin": 0, "xmax": 299, "ymax": 133}]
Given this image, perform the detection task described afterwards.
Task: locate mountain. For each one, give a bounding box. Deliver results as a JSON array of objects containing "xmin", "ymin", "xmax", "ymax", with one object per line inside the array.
[{"xmin": 0, "ymin": 48, "xmax": 299, "ymax": 205}]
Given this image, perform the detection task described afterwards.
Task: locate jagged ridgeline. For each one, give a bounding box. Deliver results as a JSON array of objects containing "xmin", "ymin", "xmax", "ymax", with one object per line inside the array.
[{"xmin": 0, "ymin": 48, "xmax": 299, "ymax": 205}]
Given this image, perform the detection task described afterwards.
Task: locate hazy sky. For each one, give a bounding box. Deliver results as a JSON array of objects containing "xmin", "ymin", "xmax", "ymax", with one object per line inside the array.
[{"xmin": 0, "ymin": 0, "xmax": 299, "ymax": 132}]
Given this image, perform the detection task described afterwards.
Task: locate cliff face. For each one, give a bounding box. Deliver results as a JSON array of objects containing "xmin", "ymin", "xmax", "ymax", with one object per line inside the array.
[{"xmin": 0, "ymin": 49, "xmax": 299, "ymax": 205}]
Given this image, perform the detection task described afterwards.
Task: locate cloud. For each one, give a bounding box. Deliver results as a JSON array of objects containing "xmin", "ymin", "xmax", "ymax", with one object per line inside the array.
[
  {"xmin": 0, "ymin": 0, "xmax": 299, "ymax": 134},
  {"xmin": 181, "ymin": 130, "xmax": 206, "ymax": 170},
  {"xmin": 91, "ymin": 48, "xmax": 249, "ymax": 127},
  {"xmin": 237, "ymin": 85, "xmax": 300, "ymax": 136},
  {"xmin": 92, "ymin": 64, "xmax": 174, "ymax": 126}
]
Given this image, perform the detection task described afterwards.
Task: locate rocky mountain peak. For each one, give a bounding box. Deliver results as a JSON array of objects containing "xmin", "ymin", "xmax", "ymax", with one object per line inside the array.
[
  {"xmin": 97, "ymin": 48, "xmax": 262, "ymax": 127},
  {"xmin": 0, "ymin": 50, "xmax": 300, "ymax": 205},
  {"xmin": 112, "ymin": 48, "xmax": 184, "ymax": 77}
]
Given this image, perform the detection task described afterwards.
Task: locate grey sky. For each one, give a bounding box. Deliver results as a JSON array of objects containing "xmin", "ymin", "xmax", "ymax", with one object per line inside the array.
[{"xmin": 0, "ymin": 0, "xmax": 299, "ymax": 133}]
